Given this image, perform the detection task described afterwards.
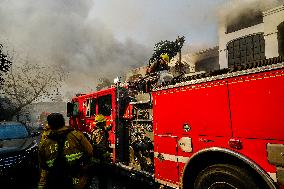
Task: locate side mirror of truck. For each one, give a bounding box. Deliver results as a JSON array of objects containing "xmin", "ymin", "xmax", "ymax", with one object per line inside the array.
[{"xmin": 67, "ymin": 102, "xmax": 74, "ymax": 117}]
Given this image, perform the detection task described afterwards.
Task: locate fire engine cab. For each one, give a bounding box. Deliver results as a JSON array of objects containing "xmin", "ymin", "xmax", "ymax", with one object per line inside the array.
[{"xmin": 67, "ymin": 57, "xmax": 284, "ymax": 189}]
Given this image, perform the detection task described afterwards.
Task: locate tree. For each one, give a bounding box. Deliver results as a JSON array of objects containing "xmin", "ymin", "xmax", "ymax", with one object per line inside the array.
[
  {"xmin": 1, "ymin": 62, "xmax": 66, "ymax": 119},
  {"xmin": 96, "ymin": 78, "xmax": 112, "ymax": 91},
  {"xmin": 149, "ymin": 36, "xmax": 185, "ymax": 63},
  {"xmin": 0, "ymin": 44, "xmax": 12, "ymax": 85},
  {"xmin": 0, "ymin": 97, "xmax": 15, "ymax": 121}
]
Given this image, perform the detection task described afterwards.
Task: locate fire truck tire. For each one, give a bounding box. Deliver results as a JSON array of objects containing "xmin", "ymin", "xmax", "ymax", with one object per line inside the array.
[{"xmin": 193, "ymin": 164, "xmax": 260, "ymax": 189}]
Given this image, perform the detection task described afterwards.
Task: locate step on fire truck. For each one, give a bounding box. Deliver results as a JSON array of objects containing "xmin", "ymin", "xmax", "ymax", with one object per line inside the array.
[{"xmin": 67, "ymin": 57, "xmax": 284, "ymax": 189}]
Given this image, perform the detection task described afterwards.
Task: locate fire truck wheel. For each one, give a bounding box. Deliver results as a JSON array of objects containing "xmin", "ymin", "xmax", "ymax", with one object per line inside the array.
[{"xmin": 193, "ymin": 164, "xmax": 260, "ymax": 189}]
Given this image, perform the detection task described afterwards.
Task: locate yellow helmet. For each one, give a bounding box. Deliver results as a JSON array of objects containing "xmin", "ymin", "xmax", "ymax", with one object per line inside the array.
[
  {"xmin": 160, "ymin": 53, "xmax": 170, "ymax": 63},
  {"xmin": 44, "ymin": 123, "xmax": 50, "ymax": 130},
  {"xmin": 94, "ymin": 114, "xmax": 106, "ymax": 123}
]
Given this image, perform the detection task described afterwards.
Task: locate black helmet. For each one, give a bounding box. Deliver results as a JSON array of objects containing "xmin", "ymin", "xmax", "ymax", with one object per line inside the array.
[{"xmin": 47, "ymin": 113, "xmax": 65, "ymax": 130}]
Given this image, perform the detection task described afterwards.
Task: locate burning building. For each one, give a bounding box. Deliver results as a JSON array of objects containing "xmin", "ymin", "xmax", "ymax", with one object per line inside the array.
[
  {"xmin": 189, "ymin": 46, "xmax": 219, "ymax": 73},
  {"xmin": 125, "ymin": 3, "xmax": 284, "ymax": 79},
  {"xmin": 219, "ymin": 4, "xmax": 284, "ymax": 69}
]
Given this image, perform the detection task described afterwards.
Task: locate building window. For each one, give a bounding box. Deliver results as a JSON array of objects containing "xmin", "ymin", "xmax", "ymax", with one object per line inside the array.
[
  {"xmin": 227, "ymin": 34, "xmax": 265, "ymax": 68},
  {"xmin": 278, "ymin": 22, "xmax": 284, "ymax": 56}
]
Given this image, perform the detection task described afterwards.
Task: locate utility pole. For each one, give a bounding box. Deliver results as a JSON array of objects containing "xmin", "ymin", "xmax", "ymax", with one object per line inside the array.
[
  {"xmin": 176, "ymin": 36, "xmax": 185, "ymax": 76},
  {"xmin": 178, "ymin": 36, "xmax": 182, "ymax": 64}
]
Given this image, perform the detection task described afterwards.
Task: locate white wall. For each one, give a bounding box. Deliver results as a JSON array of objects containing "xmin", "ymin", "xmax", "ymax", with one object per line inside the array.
[{"xmin": 263, "ymin": 5, "xmax": 284, "ymax": 58}]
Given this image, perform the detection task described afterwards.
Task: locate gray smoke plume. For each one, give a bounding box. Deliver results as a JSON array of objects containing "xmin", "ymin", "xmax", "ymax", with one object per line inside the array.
[
  {"xmin": 0, "ymin": 0, "xmax": 151, "ymax": 95},
  {"xmin": 219, "ymin": 0, "xmax": 284, "ymax": 26}
]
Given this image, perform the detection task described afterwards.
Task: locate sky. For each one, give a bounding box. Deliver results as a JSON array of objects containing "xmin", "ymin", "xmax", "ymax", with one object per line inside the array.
[
  {"xmin": 0, "ymin": 0, "xmax": 281, "ymax": 96},
  {"xmin": 90, "ymin": 0, "xmax": 225, "ymax": 49}
]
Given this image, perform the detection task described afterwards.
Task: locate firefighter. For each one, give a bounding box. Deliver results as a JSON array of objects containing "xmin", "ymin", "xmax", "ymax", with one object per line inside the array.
[
  {"xmin": 147, "ymin": 53, "xmax": 173, "ymax": 86},
  {"xmin": 38, "ymin": 123, "xmax": 51, "ymax": 188},
  {"xmin": 38, "ymin": 113, "xmax": 93, "ymax": 189},
  {"xmin": 148, "ymin": 53, "xmax": 170, "ymax": 73},
  {"xmin": 91, "ymin": 114, "xmax": 112, "ymax": 163},
  {"xmin": 90, "ymin": 114, "xmax": 112, "ymax": 189},
  {"xmin": 39, "ymin": 123, "xmax": 51, "ymax": 147},
  {"xmin": 39, "ymin": 112, "xmax": 52, "ymax": 147}
]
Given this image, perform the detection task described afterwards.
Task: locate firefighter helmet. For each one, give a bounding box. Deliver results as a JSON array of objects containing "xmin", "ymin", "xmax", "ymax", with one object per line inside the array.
[
  {"xmin": 94, "ymin": 114, "xmax": 106, "ymax": 123},
  {"xmin": 47, "ymin": 113, "xmax": 65, "ymax": 129},
  {"xmin": 160, "ymin": 53, "xmax": 170, "ymax": 63}
]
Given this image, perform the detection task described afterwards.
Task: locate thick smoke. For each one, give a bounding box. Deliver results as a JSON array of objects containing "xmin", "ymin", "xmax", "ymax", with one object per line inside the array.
[
  {"xmin": 219, "ymin": 0, "xmax": 284, "ymax": 25},
  {"xmin": 0, "ymin": 0, "xmax": 151, "ymax": 95}
]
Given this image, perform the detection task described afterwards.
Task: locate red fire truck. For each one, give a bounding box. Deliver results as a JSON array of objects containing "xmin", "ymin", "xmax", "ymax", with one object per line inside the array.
[{"xmin": 67, "ymin": 57, "xmax": 284, "ymax": 189}]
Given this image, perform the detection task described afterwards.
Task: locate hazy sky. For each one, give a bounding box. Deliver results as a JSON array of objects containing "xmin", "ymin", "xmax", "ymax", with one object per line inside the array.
[{"xmin": 1, "ymin": 0, "xmax": 279, "ymax": 95}]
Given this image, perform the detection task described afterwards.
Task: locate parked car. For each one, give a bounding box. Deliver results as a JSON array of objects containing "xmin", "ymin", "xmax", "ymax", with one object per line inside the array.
[
  {"xmin": 27, "ymin": 124, "xmax": 43, "ymax": 136},
  {"xmin": 0, "ymin": 121, "xmax": 39, "ymax": 186}
]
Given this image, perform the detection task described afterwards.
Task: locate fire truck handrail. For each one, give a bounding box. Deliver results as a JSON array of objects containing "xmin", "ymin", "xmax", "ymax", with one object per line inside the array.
[
  {"xmin": 130, "ymin": 100, "xmax": 151, "ymax": 105},
  {"xmin": 132, "ymin": 119, "xmax": 152, "ymax": 122}
]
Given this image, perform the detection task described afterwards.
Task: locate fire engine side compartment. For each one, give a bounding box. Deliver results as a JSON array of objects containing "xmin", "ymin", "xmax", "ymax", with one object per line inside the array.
[
  {"xmin": 228, "ymin": 69, "xmax": 284, "ymax": 184},
  {"xmin": 228, "ymin": 69, "xmax": 284, "ymax": 140},
  {"xmin": 153, "ymin": 80, "xmax": 232, "ymax": 186}
]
